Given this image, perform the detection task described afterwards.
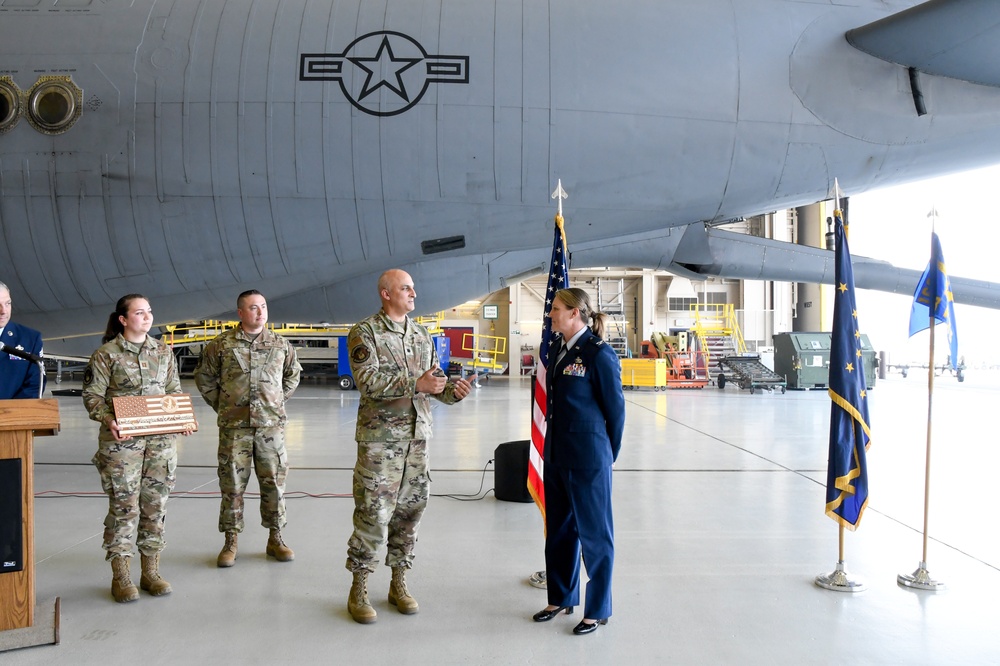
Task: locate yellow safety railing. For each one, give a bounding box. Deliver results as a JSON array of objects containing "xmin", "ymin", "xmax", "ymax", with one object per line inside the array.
[
  {"xmin": 415, "ymin": 311, "xmax": 445, "ymax": 335},
  {"xmin": 688, "ymin": 303, "xmax": 747, "ymax": 355},
  {"xmin": 461, "ymin": 332, "xmax": 507, "ymax": 372},
  {"xmin": 163, "ymin": 321, "xmax": 353, "ymax": 346}
]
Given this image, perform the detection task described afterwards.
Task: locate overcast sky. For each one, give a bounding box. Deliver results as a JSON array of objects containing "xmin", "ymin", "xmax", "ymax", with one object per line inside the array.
[{"xmin": 848, "ymin": 163, "xmax": 1000, "ymax": 366}]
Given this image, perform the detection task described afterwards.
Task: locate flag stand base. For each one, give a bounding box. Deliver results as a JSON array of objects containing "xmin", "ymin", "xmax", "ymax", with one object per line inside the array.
[
  {"xmin": 815, "ymin": 561, "xmax": 866, "ymax": 592},
  {"xmin": 897, "ymin": 561, "xmax": 945, "ymax": 591},
  {"xmin": 528, "ymin": 570, "xmax": 547, "ymax": 590}
]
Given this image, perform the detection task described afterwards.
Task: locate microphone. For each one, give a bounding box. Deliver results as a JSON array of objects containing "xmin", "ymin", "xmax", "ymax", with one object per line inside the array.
[{"xmin": 1, "ymin": 343, "xmax": 44, "ymax": 365}]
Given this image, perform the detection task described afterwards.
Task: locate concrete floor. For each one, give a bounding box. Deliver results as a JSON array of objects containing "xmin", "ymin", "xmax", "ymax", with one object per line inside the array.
[{"xmin": 4, "ymin": 370, "xmax": 1000, "ymax": 665}]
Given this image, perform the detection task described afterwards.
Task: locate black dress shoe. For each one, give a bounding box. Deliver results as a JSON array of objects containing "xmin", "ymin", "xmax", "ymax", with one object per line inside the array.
[
  {"xmin": 572, "ymin": 619, "xmax": 608, "ymax": 635},
  {"xmin": 532, "ymin": 606, "xmax": 574, "ymax": 622}
]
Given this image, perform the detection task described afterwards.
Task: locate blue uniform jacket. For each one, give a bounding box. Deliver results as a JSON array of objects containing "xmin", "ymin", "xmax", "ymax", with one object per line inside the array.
[
  {"xmin": 544, "ymin": 328, "xmax": 625, "ymax": 469},
  {"xmin": 0, "ymin": 321, "xmax": 43, "ymax": 399}
]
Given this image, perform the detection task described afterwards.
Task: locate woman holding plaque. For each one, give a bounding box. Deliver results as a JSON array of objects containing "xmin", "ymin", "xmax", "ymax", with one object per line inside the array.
[{"xmin": 82, "ymin": 294, "xmax": 183, "ymax": 603}]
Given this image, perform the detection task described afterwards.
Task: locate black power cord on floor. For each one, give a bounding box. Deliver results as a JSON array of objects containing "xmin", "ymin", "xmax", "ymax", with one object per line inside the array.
[{"xmin": 430, "ymin": 459, "xmax": 494, "ymax": 501}]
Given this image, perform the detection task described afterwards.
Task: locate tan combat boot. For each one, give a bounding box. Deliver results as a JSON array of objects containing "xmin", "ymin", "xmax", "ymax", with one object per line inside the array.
[
  {"xmin": 348, "ymin": 571, "xmax": 377, "ymax": 624},
  {"xmin": 388, "ymin": 566, "xmax": 419, "ymax": 614},
  {"xmin": 217, "ymin": 531, "xmax": 238, "ymax": 567},
  {"xmin": 266, "ymin": 528, "xmax": 294, "ymax": 562},
  {"xmin": 110, "ymin": 556, "xmax": 139, "ymax": 603},
  {"xmin": 139, "ymin": 552, "xmax": 172, "ymax": 596}
]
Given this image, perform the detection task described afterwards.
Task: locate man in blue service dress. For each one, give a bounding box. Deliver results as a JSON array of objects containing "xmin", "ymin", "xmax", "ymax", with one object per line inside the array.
[{"xmin": 0, "ymin": 281, "xmax": 44, "ymax": 399}]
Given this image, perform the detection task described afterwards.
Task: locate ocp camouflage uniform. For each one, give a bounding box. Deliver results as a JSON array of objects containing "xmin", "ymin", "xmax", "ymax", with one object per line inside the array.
[
  {"xmin": 82, "ymin": 334, "xmax": 181, "ymax": 560},
  {"xmin": 346, "ymin": 310, "xmax": 462, "ymax": 573},
  {"xmin": 193, "ymin": 326, "xmax": 301, "ymax": 533}
]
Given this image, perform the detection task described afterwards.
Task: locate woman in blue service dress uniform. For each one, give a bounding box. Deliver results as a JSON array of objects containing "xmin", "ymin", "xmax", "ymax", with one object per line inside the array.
[{"xmin": 532, "ymin": 287, "xmax": 626, "ymax": 635}]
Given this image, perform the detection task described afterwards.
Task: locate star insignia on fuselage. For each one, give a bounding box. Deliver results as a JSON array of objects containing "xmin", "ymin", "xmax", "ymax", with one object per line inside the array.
[
  {"xmin": 349, "ymin": 37, "xmax": 420, "ymax": 102},
  {"xmin": 300, "ymin": 31, "xmax": 470, "ymax": 117}
]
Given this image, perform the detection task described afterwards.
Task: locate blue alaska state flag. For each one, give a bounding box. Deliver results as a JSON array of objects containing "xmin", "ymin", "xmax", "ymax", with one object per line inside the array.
[
  {"xmin": 825, "ymin": 210, "xmax": 872, "ymax": 530},
  {"xmin": 909, "ymin": 232, "xmax": 959, "ymax": 369}
]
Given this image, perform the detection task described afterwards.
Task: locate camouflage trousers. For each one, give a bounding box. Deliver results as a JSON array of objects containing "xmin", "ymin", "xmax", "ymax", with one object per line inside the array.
[
  {"xmin": 346, "ymin": 439, "xmax": 429, "ymax": 573},
  {"xmin": 93, "ymin": 434, "xmax": 177, "ymax": 560},
  {"xmin": 217, "ymin": 426, "xmax": 288, "ymax": 533}
]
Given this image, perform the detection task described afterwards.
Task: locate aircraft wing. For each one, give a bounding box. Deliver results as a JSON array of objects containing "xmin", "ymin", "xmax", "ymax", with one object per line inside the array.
[
  {"xmin": 561, "ymin": 224, "xmax": 1000, "ymax": 310},
  {"xmin": 847, "ymin": 0, "xmax": 1000, "ymax": 87}
]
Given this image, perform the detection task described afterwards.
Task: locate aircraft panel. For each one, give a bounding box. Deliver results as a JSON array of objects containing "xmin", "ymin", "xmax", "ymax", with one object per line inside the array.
[
  {"xmin": 71, "ymin": 196, "xmax": 116, "ymax": 304},
  {"xmin": 102, "ymin": 191, "xmax": 152, "ymax": 279},
  {"xmin": 158, "ymin": 197, "xmax": 244, "ymax": 290},
  {"xmin": 776, "ymin": 142, "xmax": 828, "ymax": 201},
  {"xmin": 238, "ymin": 192, "xmax": 293, "ymax": 279},
  {"xmin": 239, "ymin": 1, "xmax": 282, "ymax": 103},
  {"xmin": 175, "ymin": 0, "xmax": 226, "ymax": 104},
  {"xmin": 495, "ymin": 105, "xmax": 524, "ymax": 202},
  {"xmin": 521, "ymin": 106, "xmax": 551, "ymax": 206},
  {"xmin": 201, "ymin": 102, "xmax": 241, "ymax": 197},
  {"xmin": 356, "ymin": 198, "xmax": 391, "ymax": 262},
  {"xmin": 377, "ymin": 105, "xmax": 441, "ymax": 202},
  {"xmin": 208, "ymin": 1, "xmax": 255, "ymax": 103},
  {"xmin": 5, "ymin": 197, "xmax": 72, "ymax": 311},
  {"xmin": 723, "ymin": 121, "xmax": 794, "ymax": 208},
  {"xmin": 311, "ymin": 101, "xmax": 359, "ymax": 201},
  {"xmin": 327, "ymin": 198, "xmax": 365, "ymax": 263},
  {"xmin": 549, "ymin": 1, "xmax": 737, "ymax": 121},
  {"xmin": 162, "ymin": 103, "xmax": 213, "ymax": 198},
  {"xmin": 436, "ymin": 104, "xmax": 496, "ymax": 201},
  {"xmin": 274, "ymin": 197, "xmax": 343, "ymax": 273},
  {"xmin": 551, "ymin": 113, "xmax": 733, "ymax": 217},
  {"xmin": 732, "ymin": 2, "xmax": 797, "ymax": 125},
  {"xmin": 520, "ymin": 0, "xmax": 550, "ymax": 111},
  {"xmin": 236, "ymin": 104, "xmax": 269, "ymax": 194},
  {"xmin": 493, "ymin": 0, "xmax": 524, "ymax": 109}
]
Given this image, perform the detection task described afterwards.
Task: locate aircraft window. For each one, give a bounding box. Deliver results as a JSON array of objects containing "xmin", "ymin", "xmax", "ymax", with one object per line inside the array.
[
  {"xmin": 25, "ymin": 76, "xmax": 82, "ymax": 135},
  {"xmin": 0, "ymin": 77, "xmax": 20, "ymax": 134}
]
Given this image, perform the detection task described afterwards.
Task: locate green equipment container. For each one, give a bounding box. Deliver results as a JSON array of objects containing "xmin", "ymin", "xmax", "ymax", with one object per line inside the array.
[{"xmin": 772, "ymin": 332, "xmax": 876, "ymax": 390}]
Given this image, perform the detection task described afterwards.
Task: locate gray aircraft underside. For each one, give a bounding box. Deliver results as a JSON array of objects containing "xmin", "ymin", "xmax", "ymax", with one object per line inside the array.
[{"xmin": 2, "ymin": 0, "xmax": 1000, "ymax": 355}]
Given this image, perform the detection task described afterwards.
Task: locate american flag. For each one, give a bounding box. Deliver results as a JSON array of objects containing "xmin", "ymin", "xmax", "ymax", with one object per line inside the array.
[
  {"xmin": 112, "ymin": 394, "xmax": 198, "ymax": 437},
  {"xmin": 528, "ymin": 214, "xmax": 570, "ymax": 520}
]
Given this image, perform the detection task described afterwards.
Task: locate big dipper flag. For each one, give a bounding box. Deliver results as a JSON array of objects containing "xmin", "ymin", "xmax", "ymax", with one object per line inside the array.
[
  {"xmin": 825, "ymin": 210, "xmax": 872, "ymax": 530},
  {"xmin": 909, "ymin": 232, "xmax": 959, "ymax": 369},
  {"xmin": 528, "ymin": 215, "xmax": 570, "ymax": 519}
]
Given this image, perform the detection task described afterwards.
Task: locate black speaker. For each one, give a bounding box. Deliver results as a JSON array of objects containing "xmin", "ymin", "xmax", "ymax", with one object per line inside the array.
[
  {"xmin": 0, "ymin": 457, "xmax": 24, "ymax": 574},
  {"xmin": 494, "ymin": 440, "xmax": 534, "ymax": 503}
]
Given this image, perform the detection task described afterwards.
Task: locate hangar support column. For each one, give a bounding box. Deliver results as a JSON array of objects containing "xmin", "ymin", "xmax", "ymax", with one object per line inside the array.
[{"xmin": 794, "ymin": 203, "xmax": 826, "ymax": 332}]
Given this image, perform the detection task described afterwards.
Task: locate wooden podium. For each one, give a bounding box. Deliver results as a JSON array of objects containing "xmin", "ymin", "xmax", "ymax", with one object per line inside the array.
[{"xmin": 0, "ymin": 399, "xmax": 59, "ymax": 641}]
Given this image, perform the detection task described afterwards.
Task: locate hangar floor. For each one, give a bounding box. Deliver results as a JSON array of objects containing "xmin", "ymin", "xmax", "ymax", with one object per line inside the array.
[{"xmin": 5, "ymin": 371, "xmax": 1000, "ymax": 665}]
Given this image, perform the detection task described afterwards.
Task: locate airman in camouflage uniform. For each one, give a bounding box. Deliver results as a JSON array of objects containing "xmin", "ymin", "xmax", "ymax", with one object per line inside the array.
[
  {"xmin": 193, "ymin": 289, "xmax": 301, "ymax": 568},
  {"xmin": 83, "ymin": 294, "xmax": 180, "ymax": 602},
  {"xmin": 345, "ymin": 269, "xmax": 474, "ymax": 624}
]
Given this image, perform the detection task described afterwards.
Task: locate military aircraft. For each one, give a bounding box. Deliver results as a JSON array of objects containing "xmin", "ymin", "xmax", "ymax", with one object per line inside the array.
[{"xmin": 3, "ymin": 0, "xmax": 1000, "ymax": 355}]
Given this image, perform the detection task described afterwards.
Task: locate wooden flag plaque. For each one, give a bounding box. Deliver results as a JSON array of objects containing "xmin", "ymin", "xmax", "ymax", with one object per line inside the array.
[{"xmin": 112, "ymin": 394, "xmax": 198, "ymax": 437}]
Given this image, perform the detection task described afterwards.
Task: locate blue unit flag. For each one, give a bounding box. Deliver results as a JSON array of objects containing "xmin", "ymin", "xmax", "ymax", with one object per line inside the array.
[
  {"xmin": 909, "ymin": 232, "xmax": 959, "ymax": 369},
  {"xmin": 825, "ymin": 210, "xmax": 872, "ymax": 530}
]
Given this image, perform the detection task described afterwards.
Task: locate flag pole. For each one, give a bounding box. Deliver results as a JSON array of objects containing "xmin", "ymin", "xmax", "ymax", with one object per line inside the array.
[
  {"xmin": 898, "ymin": 222, "xmax": 945, "ymax": 591},
  {"xmin": 815, "ymin": 182, "xmax": 867, "ymax": 593},
  {"xmin": 527, "ymin": 179, "xmax": 571, "ymax": 591}
]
